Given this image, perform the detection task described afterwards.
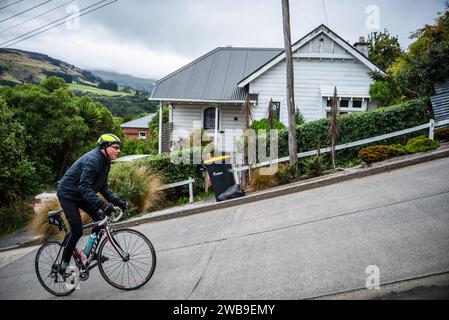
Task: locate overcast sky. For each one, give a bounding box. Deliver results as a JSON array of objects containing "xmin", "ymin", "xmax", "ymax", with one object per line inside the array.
[{"xmin": 0, "ymin": 0, "xmax": 445, "ymax": 79}]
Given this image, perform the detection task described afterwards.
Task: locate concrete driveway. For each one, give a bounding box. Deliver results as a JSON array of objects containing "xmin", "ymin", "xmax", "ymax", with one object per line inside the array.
[{"xmin": 1, "ymin": 158, "xmax": 448, "ymax": 300}]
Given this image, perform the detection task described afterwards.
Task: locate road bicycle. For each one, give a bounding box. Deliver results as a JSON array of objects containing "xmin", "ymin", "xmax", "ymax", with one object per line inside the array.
[{"xmin": 35, "ymin": 207, "xmax": 156, "ymax": 296}]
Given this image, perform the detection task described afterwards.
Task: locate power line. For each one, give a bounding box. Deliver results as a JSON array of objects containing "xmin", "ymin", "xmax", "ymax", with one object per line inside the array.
[
  {"xmin": 0, "ymin": 0, "xmax": 24, "ymax": 10},
  {"xmin": 0, "ymin": 0, "xmax": 109, "ymax": 47},
  {"xmin": 0, "ymin": 0, "xmax": 75, "ymax": 35},
  {"xmin": 2, "ymin": 0, "xmax": 119, "ymax": 48},
  {"xmin": 0, "ymin": 0, "xmax": 52, "ymax": 24},
  {"xmin": 321, "ymin": 0, "xmax": 329, "ymax": 26},
  {"xmin": 293, "ymin": 0, "xmax": 321, "ymax": 28}
]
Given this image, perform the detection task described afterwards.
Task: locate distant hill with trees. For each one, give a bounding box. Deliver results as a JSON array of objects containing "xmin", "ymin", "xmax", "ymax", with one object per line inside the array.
[{"xmin": 89, "ymin": 69, "xmax": 155, "ymax": 93}]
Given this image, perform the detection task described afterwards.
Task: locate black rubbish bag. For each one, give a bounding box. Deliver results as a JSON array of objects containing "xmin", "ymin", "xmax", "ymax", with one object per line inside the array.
[{"xmin": 217, "ymin": 184, "xmax": 246, "ymax": 201}]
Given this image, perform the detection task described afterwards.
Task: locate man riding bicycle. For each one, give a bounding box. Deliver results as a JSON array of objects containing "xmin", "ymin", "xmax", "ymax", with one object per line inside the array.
[{"xmin": 55, "ymin": 133, "xmax": 127, "ymax": 276}]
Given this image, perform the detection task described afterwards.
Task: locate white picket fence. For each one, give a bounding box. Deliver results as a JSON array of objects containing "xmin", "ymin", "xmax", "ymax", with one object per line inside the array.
[{"xmin": 234, "ymin": 118, "xmax": 449, "ymax": 172}]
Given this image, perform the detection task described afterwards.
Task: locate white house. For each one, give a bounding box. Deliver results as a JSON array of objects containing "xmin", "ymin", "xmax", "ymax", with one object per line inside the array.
[{"xmin": 149, "ymin": 24, "xmax": 384, "ymax": 152}]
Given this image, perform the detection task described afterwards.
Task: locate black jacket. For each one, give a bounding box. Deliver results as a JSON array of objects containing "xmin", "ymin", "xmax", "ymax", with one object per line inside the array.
[{"xmin": 57, "ymin": 148, "xmax": 119, "ymax": 210}]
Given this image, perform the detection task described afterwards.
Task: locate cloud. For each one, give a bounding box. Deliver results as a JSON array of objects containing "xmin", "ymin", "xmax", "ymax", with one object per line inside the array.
[
  {"xmin": 9, "ymin": 22, "xmax": 191, "ymax": 79},
  {"xmin": 1, "ymin": 0, "xmax": 446, "ymax": 80}
]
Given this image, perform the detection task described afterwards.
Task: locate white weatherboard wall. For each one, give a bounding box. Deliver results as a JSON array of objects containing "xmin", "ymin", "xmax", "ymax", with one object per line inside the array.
[
  {"xmin": 249, "ymin": 33, "xmax": 376, "ymax": 124},
  {"xmin": 171, "ymin": 104, "xmax": 246, "ymax": 151}
]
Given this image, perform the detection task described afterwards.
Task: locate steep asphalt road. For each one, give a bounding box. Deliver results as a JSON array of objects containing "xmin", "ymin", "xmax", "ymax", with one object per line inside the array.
[{"xmin": 1, "ymin": 158, "xmax": 448, "ymax": 300}]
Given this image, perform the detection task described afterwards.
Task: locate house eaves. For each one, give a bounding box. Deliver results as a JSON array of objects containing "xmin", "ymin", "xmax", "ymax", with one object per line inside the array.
[{"xmin": 238, "ymin": 24, "xmax": 385, "ymax": 88}]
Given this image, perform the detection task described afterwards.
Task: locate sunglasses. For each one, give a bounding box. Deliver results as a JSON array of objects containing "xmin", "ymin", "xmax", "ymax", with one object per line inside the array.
[{"xmin": 110, "ymin": 145, "xmax": 121, "ymax": 150}]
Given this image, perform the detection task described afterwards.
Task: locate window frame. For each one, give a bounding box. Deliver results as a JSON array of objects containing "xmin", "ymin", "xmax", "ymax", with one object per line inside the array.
[
  {"xmin": 138, "ymin": 131, "xmax": 147, "ymax": 139},
  {"xmin": 202, "ymin": 107, "xmax": 221, "ymax": 131}
]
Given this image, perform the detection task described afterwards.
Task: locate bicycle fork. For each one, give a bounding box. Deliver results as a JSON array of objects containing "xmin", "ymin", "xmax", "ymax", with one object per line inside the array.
[{"xmin": 105, "ymin": 227, "xmax": 129, "ymax": 261}]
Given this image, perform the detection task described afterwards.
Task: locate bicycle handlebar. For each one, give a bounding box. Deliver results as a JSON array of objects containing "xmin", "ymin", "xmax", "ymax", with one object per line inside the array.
[{"xmin": 98, "ymin": 206, "xmax": 124, "ymax": 227}]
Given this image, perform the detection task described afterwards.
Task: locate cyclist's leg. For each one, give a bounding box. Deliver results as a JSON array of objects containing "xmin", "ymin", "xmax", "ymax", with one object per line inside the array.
[
  {"xmin": 78, "ymin": 201, "xmax": 108, "ymax": 262},
  {"xmin": 78, "ymin": 201, "xmax": 102, "ymax": 235},
  {"xmin": 57, "ymin": 196, "xmax": 83, "ymax": 267}
]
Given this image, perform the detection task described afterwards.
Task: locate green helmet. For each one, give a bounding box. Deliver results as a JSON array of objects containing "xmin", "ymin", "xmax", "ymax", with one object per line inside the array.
[{"xmin": 97, "ymin": 133, "xmax": 122, "ymax": 149}]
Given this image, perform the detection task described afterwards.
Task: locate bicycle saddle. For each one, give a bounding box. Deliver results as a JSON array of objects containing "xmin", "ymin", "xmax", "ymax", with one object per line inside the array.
[{"xmin": 48, "ymin": 209, "xmax": 63, "ymax": 218}]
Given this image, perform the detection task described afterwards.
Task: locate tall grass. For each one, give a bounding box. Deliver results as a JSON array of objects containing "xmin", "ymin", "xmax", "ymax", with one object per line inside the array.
[
  {"xmin": 28, "ymin": 197, "xmax": 92, "ymax": 243},
  {"xmin": 109, "ymin": 162, "xmax": 165, "ymax": 216}
]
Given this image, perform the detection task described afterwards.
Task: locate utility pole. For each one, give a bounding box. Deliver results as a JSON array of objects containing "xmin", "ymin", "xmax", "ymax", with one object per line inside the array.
[{"xmin": 281, "ymin": 0, "xmax": 298, "ymax": 164}]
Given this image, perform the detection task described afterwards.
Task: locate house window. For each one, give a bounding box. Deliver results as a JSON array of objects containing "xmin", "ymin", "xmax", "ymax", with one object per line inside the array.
[
  {"xmin": 139, "ymin": 131, "xmax": 147, "ymax": 139},
  {"xmin": 203, "ymin": 107, "xmax": 219, "ymax": 130},
  {"xmin": 340, "ymin": 98, "xmax": 350, "ymax": 108},
  {"xmin": 352, "ymin": 99, "xmax": 362, "ymax": 108},
  {"xmin": 327, "ymin": 97, "xmax": 338, "ymax": 108},
  {"xmin": 272, "ymin": 101, "xmax": 281, "ymax": 120}
]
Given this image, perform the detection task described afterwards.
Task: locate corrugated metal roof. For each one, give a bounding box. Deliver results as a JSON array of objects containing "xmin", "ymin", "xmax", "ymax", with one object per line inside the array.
[
  {"xmin": 150, "ymin": 47, "xmax": 282, "ymax": 102},
  {"xmin": 121, "ymin": 114, "xmax": 155, "ymax": 128},
  {"xmin": 431, "ymin": 81, "xmax": 449, "ymax": 122}
]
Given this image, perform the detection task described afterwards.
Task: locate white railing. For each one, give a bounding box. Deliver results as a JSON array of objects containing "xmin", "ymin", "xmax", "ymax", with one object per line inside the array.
[
  {"xmin": 158, "ymin": 178, "xmax": 195, "ymax": 203},
  {"xmin": 234, "ymin": 119, "xmax": 449, "ymax": 172}
]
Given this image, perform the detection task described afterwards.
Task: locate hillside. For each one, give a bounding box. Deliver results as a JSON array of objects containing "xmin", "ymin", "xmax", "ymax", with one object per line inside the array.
[
  {"xmin": 0, "ymin": 48, "xmax": 127, "ymax": 96},
  {"xmin": 90, "ymin": 69, "xmax": 155, "ymax": 93}
]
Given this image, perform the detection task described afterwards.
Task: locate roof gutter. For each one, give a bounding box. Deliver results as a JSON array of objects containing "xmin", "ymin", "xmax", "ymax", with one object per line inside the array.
[{"xmin": 147, "ymin": 97, "xmax": 254, "ymax": 104}]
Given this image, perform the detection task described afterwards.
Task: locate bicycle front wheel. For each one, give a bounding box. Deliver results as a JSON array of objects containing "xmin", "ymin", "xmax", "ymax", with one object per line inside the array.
[
  {"xmin": 35, "ymin": 241, "xmax": 75, "ymax": 297},
  {"xmin": 98, "ymin": 229, "xmax": 156, "ymax": 290}
]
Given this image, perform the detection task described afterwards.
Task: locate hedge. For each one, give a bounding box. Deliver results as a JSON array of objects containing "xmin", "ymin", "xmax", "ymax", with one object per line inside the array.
[{"xmin": 278, "ymin": 98, "xmax": 432, "ymax": 159}]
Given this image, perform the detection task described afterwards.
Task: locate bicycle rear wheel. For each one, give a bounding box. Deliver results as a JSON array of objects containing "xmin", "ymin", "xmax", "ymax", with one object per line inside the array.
[
  {"xmin": 98, "ymin": 229, "xmax": 156, "ymax": 290},
  {"xmin": 35, "ymin": 241, "xmax": 75, "ymax": 297}
]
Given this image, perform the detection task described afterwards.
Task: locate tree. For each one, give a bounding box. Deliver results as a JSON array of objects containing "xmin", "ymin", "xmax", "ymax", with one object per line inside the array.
[
  {"xmin": 369, "ymin": 4, "xmax": 449, "ymax": 105},
  {"xmin": 0, "ymin": 76, "xmax": 122, "ymax": 183},
  {"xmin": 0, "ymin": 97, "xmax": 37, "ymax": 203},
  {"xmin": 281, "ymin": 0, "xmax": 298, "ymax": 164},
  {"xmin": 368, "ymin": 29, "xmax": 404, "ymax": 71},
  {"xmin": 397, "ymin": 3, "xmax": 449, "ymax": 96},
  {"xmin": 295, "ymin": 107, "xmax": 306, "ymax": 126}
]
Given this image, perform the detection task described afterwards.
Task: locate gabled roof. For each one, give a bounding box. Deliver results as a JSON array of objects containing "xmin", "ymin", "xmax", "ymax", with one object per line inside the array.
[
  {"xmin": 150, "ymin": 47, "xmax": 282, "ymax": 102},
  {"xmin": 121, "ymin": 114, "xmax": 155, "ymax": 129},
  {"xmin": 238, "ymin": 24, "xmax": 384, "ymax": 88}
]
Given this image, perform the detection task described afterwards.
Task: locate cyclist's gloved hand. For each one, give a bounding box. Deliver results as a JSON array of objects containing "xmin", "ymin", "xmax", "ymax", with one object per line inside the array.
[
  {"xmin": 117, "ymin": 200, "xmax": 128, "ymax": 212},
  {"xmin": 101, "ymin": 203, "xmax": 115, "ymax": 217}
]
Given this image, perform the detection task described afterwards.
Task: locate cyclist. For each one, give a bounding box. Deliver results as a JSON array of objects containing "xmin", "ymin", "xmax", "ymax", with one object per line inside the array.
[{"xmin": 54, "ymin": 133, "xmax": 128, "ymax": 276}]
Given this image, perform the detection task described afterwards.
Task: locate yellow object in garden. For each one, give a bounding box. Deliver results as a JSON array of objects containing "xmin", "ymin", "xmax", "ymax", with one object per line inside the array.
[{"xmin": 204, "ymin": 155, "xmax": 231, "ymax": 164}]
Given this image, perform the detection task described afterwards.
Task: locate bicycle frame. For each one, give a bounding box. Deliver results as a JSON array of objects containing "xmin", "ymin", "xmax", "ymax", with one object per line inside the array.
[{"xmin": 53, "ymin": 208, "xmax": 128, "ymax": 273}]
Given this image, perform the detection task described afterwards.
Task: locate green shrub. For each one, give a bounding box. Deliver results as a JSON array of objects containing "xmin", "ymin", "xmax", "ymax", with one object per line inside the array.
[
  {"xmin": 121, "ymin": 138, "xmax": 153, "ymax": 156},
  {"xmin": 404, "ymin": 136, "xmax": 439, "ymax": 154},
  {"xmin": 0, "ymin": 197, "xmax": 33, "ymax": 237},
  {"xmin": 278, "ymin": 98, "xmax": 431, "ymax": 158},
  {"xmin": 304, "ymin": 155, "xmax": 324, "ymax": 177},
  {"xmin": 275, "ymin": 162, "xmax": 299, "ymax": 185},
  {"xmin": 358, "ymin": 136, "xmax": 439, "ymax": 163},
  {"xmin": 387, "ymin": 144, "xmax": 408, "ymax": 156},
  {"xmin": 250, "ymin": 118, "xmax": 286, "ymax": 131}
]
